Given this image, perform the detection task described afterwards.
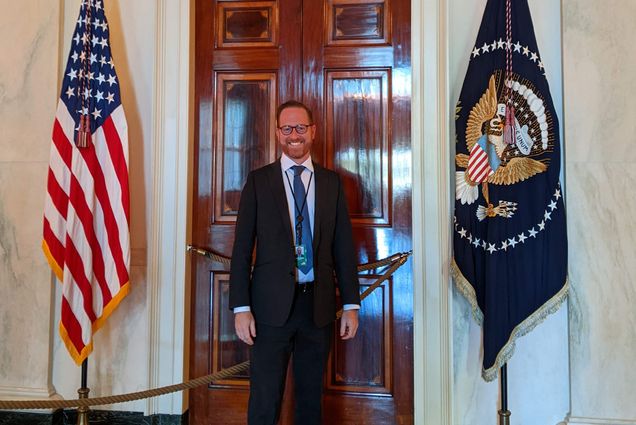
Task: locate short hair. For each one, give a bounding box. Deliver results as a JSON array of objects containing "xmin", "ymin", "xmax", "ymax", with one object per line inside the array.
[{"xmin": 276, "ymin": 100, "xmax": 314, "ymax": 125}]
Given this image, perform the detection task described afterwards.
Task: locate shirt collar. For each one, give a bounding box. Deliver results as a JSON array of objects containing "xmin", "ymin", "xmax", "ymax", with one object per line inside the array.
[{"xmin": 281, "ymin": 153, "xmax": 314, "ymax": 173}]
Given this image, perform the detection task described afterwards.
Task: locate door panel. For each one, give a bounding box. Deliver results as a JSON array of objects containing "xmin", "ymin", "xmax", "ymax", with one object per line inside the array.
[
  {"xmin": 214, "ymin": 73, "xmax": 277, "ymax": 221},
  {"xmin": 326, "ymin": 0, "xmax": 390, "ymax": 45},
  {"xmin": 210, "ymin": 272, "xmax": 250, "ymax": 386},
  {"xmin": 326, "ymin": 70, "xmax": 390, "ymax": 224},
  {"xmin": 216, "ymin": 1, "xmax": 279, "ymax": 48},
  {"xmin": 328, "ymin": 277, "xmax": 392, "ymax": 394},
  {"xmin": 191, "ymin": 0, "xmax": 412, "ymax": 423}
]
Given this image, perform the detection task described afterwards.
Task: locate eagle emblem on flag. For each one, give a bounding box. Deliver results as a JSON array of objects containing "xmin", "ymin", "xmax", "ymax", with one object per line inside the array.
[{"xmin": 456, "ymin": 72, "xmax": 553, "ymax": 221}]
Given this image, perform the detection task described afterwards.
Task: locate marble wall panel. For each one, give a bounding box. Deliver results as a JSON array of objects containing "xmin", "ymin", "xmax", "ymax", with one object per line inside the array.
[
  {"xmin": 0, "ymin": 0, "xmax": 60, "ymax": 398},
  {"xmin": 0, "ymin": 163, "xmax": 53, "ymax": 389},
  {"xmin": 566, "ymin": 163, "xmax": 636, "ymax": 419},
  {"xmin": 563, "ymin": 0, "xmax": 636, "ymax": 422},
  {"xmin": 563, "ymin": 0, "xmax": 636, "ymax": 164},
  {"xmin": 0, "ymin": 1, "xmax": 59, "ymax": 163}
]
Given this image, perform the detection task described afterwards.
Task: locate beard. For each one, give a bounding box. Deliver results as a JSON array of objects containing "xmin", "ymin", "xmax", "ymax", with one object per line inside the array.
[{"xmin": 281, "ymin": 136, "xmax": 312, "ymax": 162}]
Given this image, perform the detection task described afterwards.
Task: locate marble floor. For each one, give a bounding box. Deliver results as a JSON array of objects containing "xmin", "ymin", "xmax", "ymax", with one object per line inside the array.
[{"xmin": 0, "ymin": 410, "xmax": 186, "ymax": 425}]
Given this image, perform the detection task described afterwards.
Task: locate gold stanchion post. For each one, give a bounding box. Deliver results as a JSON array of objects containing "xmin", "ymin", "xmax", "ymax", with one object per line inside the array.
[
  {"xmin": 76, "ymin": 387, "xmax": 90, "ymax": 425},
  {"xmin": 498, "ymin": 408, "xmax": 511, "ymax": 425},
  {"xmin": 77, "ymin": 358, "xmax": 90, "ymax": 424}
]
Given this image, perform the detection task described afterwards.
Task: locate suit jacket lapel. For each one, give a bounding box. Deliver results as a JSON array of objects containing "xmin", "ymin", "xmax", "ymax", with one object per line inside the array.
[
  {"xmin": 267, "ymin": 160, "xmax": 294, "ymax": 247},
  {"xmin": 312, "ymin": 162, "xmax": 328, "ymax": 252}
]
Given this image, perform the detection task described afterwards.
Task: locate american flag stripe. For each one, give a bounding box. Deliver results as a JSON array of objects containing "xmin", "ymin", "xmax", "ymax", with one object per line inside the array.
[
  {"xmin": 470, "ymin": 161, "xmax": 487, "ymax": 180},
  {"xmin": 473, "ymin": 163, "xmax": 490, "ymax": 182},
  {"xmin": 61, "ymin": 297, "xmax": 88, "ymax": 355},
  {"xmin": 79, "ymin": 139, "xmax": 129, "ymax": 285},
  {"xmin": 42, "ymin": 220, "xmax": 65, "ymax": 279},
  {"xmin": 43, "ymin": 0, "xmax": 130, "ymax": 365},
  {"xmin": 469, "ymin": 152, "xmax": 487, "ymax": 169},
  {"xmin": 468, "ymin": 143, "xmax": 494, "ymax": 183},
  {"xmin": 103, "ymin": 108, "xmax": 130, "ymax": 187},
  {"xmin": 64, "ymin": 234, "xmax": 97, "ymax": 321},
  {"xmin": 96, "ymin": 115, "xmax": 130, "ymax": 242},
  {"xmin": 93, "ymin": 203, "xmax": 120, "ymax": 297},
  {"xmin": 52, "ymin": 120, "xmax": 73, "ymax": 167},
  {"xmin": 46, "ymin": 169, "xmax": 68, "ymax": 215},
  {"xmin": 67, "ymin": 173, "xmax": 112, "ymax": 307}
]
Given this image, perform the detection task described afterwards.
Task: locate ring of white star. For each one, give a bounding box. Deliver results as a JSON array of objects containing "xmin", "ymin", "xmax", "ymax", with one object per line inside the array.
[
  {"xmin": 470, "ymin": 38, "xmax": 546, "ymax": 76},
  {"xmin": 453, "ymin": 184, "xmax": 562, "ymax": 255}
]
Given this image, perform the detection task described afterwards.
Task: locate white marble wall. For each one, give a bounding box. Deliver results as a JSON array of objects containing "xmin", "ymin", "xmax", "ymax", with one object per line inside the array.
[
  {"xmin": 563, "ymin": 1, "xmax": 636, "ymax": 423},
  {"xmin": 449, "ymin": 1, "xmax": 570, "ymax": 424},
  {"xmin": 0, "ymin": 0, "xmax": 60, "ymax": 401}
]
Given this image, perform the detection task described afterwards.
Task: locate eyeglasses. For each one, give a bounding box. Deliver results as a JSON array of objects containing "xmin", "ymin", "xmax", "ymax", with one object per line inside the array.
[{"xmin": 278, "ymin": 124, "xmax": 312, "ymax": 136}]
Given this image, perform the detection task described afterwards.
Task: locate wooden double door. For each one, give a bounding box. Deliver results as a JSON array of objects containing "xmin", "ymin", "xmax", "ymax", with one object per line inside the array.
[{"xmin": 190, "ymin": 0, "xmax": 412, "ymax": 423}]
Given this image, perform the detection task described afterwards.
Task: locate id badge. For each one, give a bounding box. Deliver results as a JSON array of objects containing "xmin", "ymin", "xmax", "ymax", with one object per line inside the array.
[{"xmin": 295, "ymin": 244, "xmax": 307, "ymax": 267}]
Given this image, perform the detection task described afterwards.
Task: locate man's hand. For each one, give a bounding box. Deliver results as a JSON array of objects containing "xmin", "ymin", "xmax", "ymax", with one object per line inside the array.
[
  {"xmin": 235, "ymin": 311, "xmax": 256, "ymax": 345},
  {"xmin": 339, "ymin": 309, "xmax": 359, "ymax": 340}
]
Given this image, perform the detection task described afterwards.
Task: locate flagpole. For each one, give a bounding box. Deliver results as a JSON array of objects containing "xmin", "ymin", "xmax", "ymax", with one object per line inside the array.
[
  {"xmin": 498, "ymin": 364, "xmax": 511, "ymax": 425},
  {"xmin": 77, "ymin": 359, "xmax": 90, "ymax": 425}
]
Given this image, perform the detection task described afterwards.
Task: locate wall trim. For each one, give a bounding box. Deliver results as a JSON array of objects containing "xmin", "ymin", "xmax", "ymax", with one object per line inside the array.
[
  {"xmin": 147, "ymin": 0, "xmax": 191, "ymax": 416},
  {"xmin": 0, "ymin": 385, "xmax": 61, "ymax": 401},
  {"xmin": 0, "ymin": 385, "xmax": 62, "ymax": 415},
  {"xmin": 563, "ymin": 417, "xmax": 636, "ymax": 425},
  {"xmin": 412, "ymin": 0, "xmax": 453, "ymax": 424}
]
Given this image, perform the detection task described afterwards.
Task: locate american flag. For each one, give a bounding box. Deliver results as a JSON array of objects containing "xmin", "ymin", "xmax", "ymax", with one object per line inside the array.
[
  {"xmin": 42, "ymin": 0, "xmax": 130, "ymax": 365},
  {"xmin": 467, "ymin": 142, "xmax": 495, "ymax": 183}
]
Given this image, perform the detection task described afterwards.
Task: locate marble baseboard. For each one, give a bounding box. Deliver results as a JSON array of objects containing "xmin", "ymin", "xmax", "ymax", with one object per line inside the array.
[
  {"xmin": 0, "ymin": 386, "xmax": 60, "ymax": 401},
  {"xmin": 0, "ymin": 410, "xmax": 187, "ymax": 425},
  {"xmin": 563, "ymin": 416, "xmax": 636, "ymax": 425},
  {"xmin": 0, "ymin": 410, "xmax": 63, "ymax": 425}
]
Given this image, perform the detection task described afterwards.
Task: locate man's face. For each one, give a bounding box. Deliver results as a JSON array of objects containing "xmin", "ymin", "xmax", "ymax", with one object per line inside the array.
[{"xmin": 277, "ymin": 107, "xmax": 316, "ymax": 164}]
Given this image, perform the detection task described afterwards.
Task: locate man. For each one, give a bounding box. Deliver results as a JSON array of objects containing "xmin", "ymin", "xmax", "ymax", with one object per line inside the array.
[{"xmin": 229, "ymin": 100, "xmax": 360, "ymax": 425}]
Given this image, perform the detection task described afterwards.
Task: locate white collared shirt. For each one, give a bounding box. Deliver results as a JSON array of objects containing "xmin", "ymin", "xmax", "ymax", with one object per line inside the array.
[{"xmin": 280, "ymin": 153, "xmax": 315, "ymax": 283}]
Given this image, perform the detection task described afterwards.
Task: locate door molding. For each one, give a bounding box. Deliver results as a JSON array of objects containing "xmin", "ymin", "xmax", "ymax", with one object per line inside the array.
[
  {"xmin": 149, "ymin": 0, "xmax": 454, "ymax": 421},
  {"xmin": 412, "ymin": 0, "xmax": 453, "ymax": 423},
  {"xmin": 147, "ymin": 0, "xmax": 192, "ymax": 415}
]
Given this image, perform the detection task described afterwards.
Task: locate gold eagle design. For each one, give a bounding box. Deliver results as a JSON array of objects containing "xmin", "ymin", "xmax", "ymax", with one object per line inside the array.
[{"xmin": 455, "ymin": 74, "xmax": 547, "ymax": 219}]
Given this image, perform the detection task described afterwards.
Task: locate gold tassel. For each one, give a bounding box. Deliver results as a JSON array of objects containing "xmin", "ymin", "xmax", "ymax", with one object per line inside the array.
[{"xmin": 76, "ymin": 115, "xmax": 91, "ymax": 148}]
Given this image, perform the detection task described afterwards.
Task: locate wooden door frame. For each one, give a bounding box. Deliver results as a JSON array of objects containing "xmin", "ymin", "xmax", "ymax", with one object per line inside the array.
[{"xmin": 149, "ymin": 0, "xmax": 453, "ymax": 422}]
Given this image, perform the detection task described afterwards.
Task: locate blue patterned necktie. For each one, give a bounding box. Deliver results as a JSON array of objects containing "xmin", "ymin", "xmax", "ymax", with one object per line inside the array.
[{"xmin": 292, "ymin": 165, "xmax": 313, "ymax": 275}]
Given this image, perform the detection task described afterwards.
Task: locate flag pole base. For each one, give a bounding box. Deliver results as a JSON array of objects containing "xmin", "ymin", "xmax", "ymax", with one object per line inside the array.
[
  {"xmin": 498, "ymin": 409, "xmax": 511, "ymax": 425},
  {"xmin": 76, "ymin": 387, "xmax": 90, "ymax": 425}
]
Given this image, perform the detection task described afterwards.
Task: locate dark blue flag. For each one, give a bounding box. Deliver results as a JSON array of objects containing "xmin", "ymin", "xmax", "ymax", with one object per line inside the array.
[{"xmin": 452, "ymin": 0, "xmax": 568, "ymax": 381}]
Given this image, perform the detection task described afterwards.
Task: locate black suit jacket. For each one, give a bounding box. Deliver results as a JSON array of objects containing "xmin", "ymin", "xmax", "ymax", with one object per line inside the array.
[{"xmin": 229, "ymin": 159, "xmax": 360, "ymax": 327}]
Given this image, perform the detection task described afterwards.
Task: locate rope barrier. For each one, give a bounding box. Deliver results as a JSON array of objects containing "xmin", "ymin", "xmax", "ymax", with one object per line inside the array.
[
  {"xmin": 337, "ymin": 250, "xmax": 411, "ymax": 319},
  {"xmin": 0, "ymin": 362, "xmax": 250, "ymax": 410},
  {"xmin": 186, "ymin": 245, "xmax": 407, "ymax": 272},
  {"xmin": 0, "ymin": 249, "xmax": 411, "ymax": 410}
]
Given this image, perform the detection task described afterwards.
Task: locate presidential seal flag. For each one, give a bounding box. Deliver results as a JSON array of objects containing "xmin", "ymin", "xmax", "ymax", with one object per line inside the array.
[
  {"xmin": 42, "ymin": 0, "xmax": 130, "ymax": 365},
  {"xmin": 452, "ymin": 0, "xmax": 568, "ymax": 381}
]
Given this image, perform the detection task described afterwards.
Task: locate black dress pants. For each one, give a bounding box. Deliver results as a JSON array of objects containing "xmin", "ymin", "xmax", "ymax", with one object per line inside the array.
[{"xmin": 247, "ymin": 286, "xmax": 332, "ymax": 425}]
